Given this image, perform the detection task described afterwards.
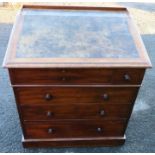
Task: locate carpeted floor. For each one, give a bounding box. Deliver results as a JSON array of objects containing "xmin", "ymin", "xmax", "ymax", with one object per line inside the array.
[{"xmin": 0, "ymin": 3, "xmax": 155, "ymax": 153}]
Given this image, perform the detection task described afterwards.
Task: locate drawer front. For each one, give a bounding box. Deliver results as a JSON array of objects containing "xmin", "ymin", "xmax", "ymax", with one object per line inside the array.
[
  {"xmin": 21, "ymin": 104, "xmax": 132, "ymax": 120},
  {"xmin": 14, "ymin": 87, "xmax": 139, "ymax": 105},
  {"xmin": 24, "ymin": 120, "xmax": 127, "ymax": 139},
  {"xmin": 9, "ymin": 68, "xmax": 145, "ymax": 85}
]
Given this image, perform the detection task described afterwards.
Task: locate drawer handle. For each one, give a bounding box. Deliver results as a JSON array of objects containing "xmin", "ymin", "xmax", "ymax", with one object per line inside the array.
[
  {"xmin": 47, "ymin": 111, "xmax": 53, "ymax": 117},
  {"xmin": 62, "ymin": 77, "xmax": 66, "ymax": 81},
  {"xmin": 100, "ymin": 110, "xmax": 105, "ymax": 116},
  {"xmin": 124, "ymin": 74, "xmax": 131, "ymax": 81},
  {"xmin": 48, "ymin": 128, "xmax": 54, "ymax": 134},
  {"xmin": 102, "ymin": 93, "xmax": 109, "ymax": 100},
  {"xmin": 62, "ymin": 70, "xmax": 66, "ymax": 73},
  {"xmin": 45, "ymin": 93, "xmax": 52, "ymax": 100},
  {"xmin": 97, "ymin": 127, "xmax": 102, "ymax": 133}
]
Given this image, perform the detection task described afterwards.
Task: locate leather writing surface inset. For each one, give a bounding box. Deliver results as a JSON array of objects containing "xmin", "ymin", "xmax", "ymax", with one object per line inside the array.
[
  {"xmin": 16, "ymin": 10, "xmax": 138, "ymax": 59},
  {"xmin": 3, "ymin": 5, "xmax": 151, "ymax": 68}
]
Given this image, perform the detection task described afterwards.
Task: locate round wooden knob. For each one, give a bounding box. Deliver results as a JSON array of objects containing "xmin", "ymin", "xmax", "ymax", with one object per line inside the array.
[
  {"xmin": 97, "ymin": 127, "xmax": 102, "ymax": 132},
  {"xmin": 62, "ymin": 77, "xmax": 66, "ymax": 81},
  {"xmin": 45, "ymin": 93, "xmax": 52, "ymax": 101},
  {"xmin": 103, "ymin": 93, "xmax": 109, "ymax": 100},
  {"xmin": 100, "ymin": 110, "xmax": 105, "ymax": 116},
  {"xmin": 62, "ymin": 70, "xmax": 66, "ymax": 73},
  {"xmin": 47, "ymin": 111, "xmax": 53, "ymax": 117},
  {"xmin": 124, "ymin": 74, "xmax": 131, "ymax": 81},
  {"xmin": 48, "ymin": 128, "xmax": 53, "ymax": 134}
]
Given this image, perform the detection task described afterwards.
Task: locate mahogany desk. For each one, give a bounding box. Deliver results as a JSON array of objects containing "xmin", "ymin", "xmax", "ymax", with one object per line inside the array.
[{"xmin": 3, "ymin": 5, "xmax": 151, "ymax": 147}]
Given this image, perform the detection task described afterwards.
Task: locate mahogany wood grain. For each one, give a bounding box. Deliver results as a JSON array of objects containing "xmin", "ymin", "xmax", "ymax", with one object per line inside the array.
[
  {"xmin": 23, "ymin": 120, "xmax": 127, "ymax": 139},
  {"xmin": 9, "ymin": 68, "xmax": 145, "ymax": 85},
  {"xmin": 3, "ymin": 5, "xmax": 151, "ymax": 147},
  {"xmin": 21, "ymin": 104, "xmax": 132, "ymax": 120},
  {"xmin": 14, "ymin": 86, "xmax": 139, "ymax": 105},
  {"xmin": 23, "ymin": 5, "xmax": 127, "ymax": 11}
]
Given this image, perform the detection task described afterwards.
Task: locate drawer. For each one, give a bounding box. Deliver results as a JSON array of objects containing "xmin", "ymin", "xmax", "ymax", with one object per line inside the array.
[
  {"xmin": 9, "ymin": 68, "xmax": 145, "ymax": 85},
  {"xmin": 14, "ymin": 86, "xmax": 139, "ymax": 105},
  {"xmin": 21, "ymin": 104, "xmax": 132, "ymax": 121},
  {"xmin": 21, "ymin": 104, "xmax": 132, "ymax": 120},
  {"xmin": 24, "ymin": 120, "xmax": 127, "ymax": 139}
]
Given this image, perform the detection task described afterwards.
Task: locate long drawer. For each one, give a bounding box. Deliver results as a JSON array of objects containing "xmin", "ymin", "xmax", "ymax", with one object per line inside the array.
[
  {"xmin": 24, "ymin": 120, "xmax": 127, "ymax": 139},
  {"xmin": 14, "ymin": 86, "xmax": 139, "ymax": 105},
  {"xmin": 9, "ymin": 68, "xmax": 145, "ymax": 85},
  {"xmin": 21, "ymin": 104, "xmax": 132, "ymax": 120}
]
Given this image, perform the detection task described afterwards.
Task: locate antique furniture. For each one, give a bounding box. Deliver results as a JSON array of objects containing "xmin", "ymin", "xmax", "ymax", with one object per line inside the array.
[{"xmin": 3, "ymin": 5, "xmax": 151, "ymax": 147}]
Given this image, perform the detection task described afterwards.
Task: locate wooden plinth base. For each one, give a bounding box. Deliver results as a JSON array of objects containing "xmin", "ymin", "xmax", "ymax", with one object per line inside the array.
[{"xmin": 22, "ymin": 135, "xmax": 126, "ymax": 148}]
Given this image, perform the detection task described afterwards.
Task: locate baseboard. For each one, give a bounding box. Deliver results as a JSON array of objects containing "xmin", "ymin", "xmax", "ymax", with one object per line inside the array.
[{"xmin": 22, "ymin": 135, "xmax": 126, "ymax": 148}]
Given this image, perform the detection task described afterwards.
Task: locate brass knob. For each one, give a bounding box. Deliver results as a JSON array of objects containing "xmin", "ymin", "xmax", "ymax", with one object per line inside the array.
[
  {"xmin": 124, "ymin": 74, "xmax": 130, "ymax": 81},
  {"xmin": 47, "ymin": 111, "xmax": 53, "ymax": 117},
  {"xmin": 103, "ymin": 93, "xmax": 109, "ymax": 100},
  {"xmin": 100, "ymin": 110, "xmax": 105, "ymax": 116},
  {"xmin": 97, "ymin": 127, "xmax": 102, "ymax": 132},
  {"xmin": 45, "ymin": 93, "xmax": 52, "ymax": 101},
  {"xmin": 48, "ymin": 128, "xmax": 53, "ymax": 134}
]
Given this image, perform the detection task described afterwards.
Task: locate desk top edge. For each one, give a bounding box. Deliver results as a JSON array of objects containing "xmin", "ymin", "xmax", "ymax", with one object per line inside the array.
[{"xmin": 3, "ymin": 5, "xmax": 152, "ymax": 69}]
